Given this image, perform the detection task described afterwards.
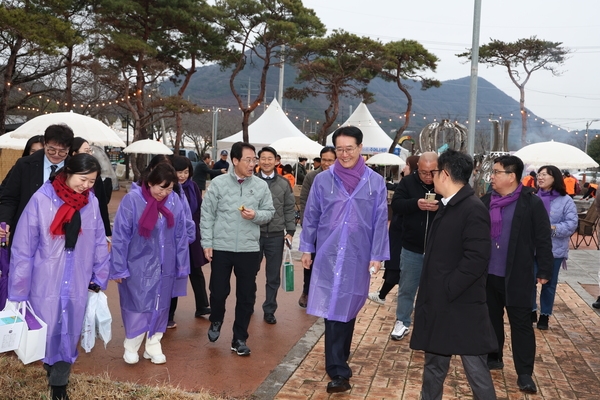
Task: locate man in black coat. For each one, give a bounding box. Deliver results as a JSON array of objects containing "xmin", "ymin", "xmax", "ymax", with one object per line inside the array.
[
  {"xmin": 193, "ymin": 153, "xmax": 225, "ymax": 191},
  {"xmin": 410, "ymin": 149, "xmax": 497, "ymax": 400},
  {"xmin": 481, "ymin": 154, "xmax": 553, "ymax": 394},
  {"xmin": 0, "ymin": 124, "xmax": 74, "ymax": 243}
]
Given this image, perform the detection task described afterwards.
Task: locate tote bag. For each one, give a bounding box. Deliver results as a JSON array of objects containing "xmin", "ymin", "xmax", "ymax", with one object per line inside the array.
[
  {"xmin": 15, "ymin": 301, "xmax": 47, "ymax": 365},
  {"xmin": 281, "ymin": 248, "xmax": 294, "ymax": 292},
  {"xmin": 0, "ymin": 306, "xmax": 24, "ymax": 353}
]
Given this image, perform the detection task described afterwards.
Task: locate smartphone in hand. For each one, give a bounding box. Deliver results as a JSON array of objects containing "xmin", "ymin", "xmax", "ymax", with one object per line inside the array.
[{"xmin": 425, "ymin": 192, "xmax": 436, "ymax": 202}]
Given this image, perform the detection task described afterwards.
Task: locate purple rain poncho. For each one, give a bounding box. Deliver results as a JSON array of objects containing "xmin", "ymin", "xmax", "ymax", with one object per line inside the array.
[
  {"xmin": 299, "ymin": 164, "xmax": 390, "ymax": 322},
  {"xmin": 110, "ymin": 183, "xmax": 190, "ymax": 338},
  {"xmin": 8, "ymin": 182, "xmax": 110, "ymax": 365}
]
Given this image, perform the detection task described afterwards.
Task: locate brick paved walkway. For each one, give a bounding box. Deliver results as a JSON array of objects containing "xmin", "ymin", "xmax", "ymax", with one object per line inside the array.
[{"xmin": 276, "ymin": 268, "xmax": 600, "ymax": 399}]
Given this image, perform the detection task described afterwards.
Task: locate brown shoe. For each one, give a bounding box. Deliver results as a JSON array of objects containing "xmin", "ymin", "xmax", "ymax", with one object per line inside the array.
[{"xmin": 298, "ymin": 293, "xmax": 308, "ymax": 308}]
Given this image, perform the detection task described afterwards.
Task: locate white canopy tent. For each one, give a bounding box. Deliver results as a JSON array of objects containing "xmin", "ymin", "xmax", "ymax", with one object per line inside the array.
[
  {"xmin": 326, "ymin": 102, "xmax": 409, "ymax": 159},
  {"xmin": 269, "ymin": 136, "xmax": 324, "ymax": 164},
  {"xmin": 513, "ymin": 140, "xmax": 599, "ymax": 170},
  {"xmin": 217, "ymin": 98, "xmax": 307, "ymax": 157},
  {"xmin": 0, "ymin": 132, "xmax": 29, "ymax": 150}
]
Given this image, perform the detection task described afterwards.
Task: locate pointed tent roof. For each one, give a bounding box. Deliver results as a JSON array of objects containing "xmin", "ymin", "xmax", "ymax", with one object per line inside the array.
[
  {"xmin": 326, "ymin": 102, "xmax": 407, "ymax": 157},
  {"xmin": 218, "ymin": 98, "xmax": 307, "ymax": 152}
]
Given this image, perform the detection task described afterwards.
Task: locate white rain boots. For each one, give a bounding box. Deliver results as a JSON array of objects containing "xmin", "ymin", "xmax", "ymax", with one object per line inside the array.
[
  {"xmin": 143, "ymin": 332, "xmax": 166, "ymax": 364},
  {"xmin": 123, "ymin": 332, "xmax": 145, "ymax": 364}
]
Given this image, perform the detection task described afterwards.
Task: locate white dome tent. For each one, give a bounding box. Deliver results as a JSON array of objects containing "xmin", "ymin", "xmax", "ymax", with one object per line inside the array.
[
  {"xmin": 326, "ymin": 102, "xmax": 409, "ymax": 159},
  {"xmin": 217, "ymin": 98, "xmax": 307, "ymax": 157}
]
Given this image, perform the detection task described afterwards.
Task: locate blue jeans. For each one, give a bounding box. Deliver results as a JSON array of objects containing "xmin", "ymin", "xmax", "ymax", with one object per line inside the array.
[
  {"xmin": 532, "ymin": 257, "xmax": 563, "ymax": 316},
  {"xmin": 395, "ymin": 248, "xmax": 424, "ymax": 327}
]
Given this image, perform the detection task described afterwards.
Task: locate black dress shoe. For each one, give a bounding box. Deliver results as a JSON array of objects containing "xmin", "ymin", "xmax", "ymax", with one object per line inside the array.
[
  {"xmin": 487, "ymin": 358, "xmax": 504, "ymax": 370},
  {"xmin": 517, "ymin": 374, "xmax": 537, "ymax": 393},
  {"xmin": 231, "ymin": 339, "xmax": 251, "ymax": 356},
  {"xmin": 593, "ymin": 296, "xmax": 600, "ymax": 309},
  {"xmin": 326, "ymin": 376, "xmax": 351, "ymax": 393},
  {"xmin": 207, "ymin": 321, "xmax": 222, "ymax": 342},
  {"xmin": 531, "ymin": 311, "xmax": 538, "ymax": 323},
  {"xmin": 195, "ymin": 307, "xmax": 211, "ymax": 317},
  {"xmin": 537, "ymin": 314, "xmax": 549, "ymax": 330},
  {"xmin": 264, "ymin": 313, "xmax": 277, "ymax": 324}
]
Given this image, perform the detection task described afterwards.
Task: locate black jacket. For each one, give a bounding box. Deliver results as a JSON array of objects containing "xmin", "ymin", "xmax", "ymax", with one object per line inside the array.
[
  {"xmin": 0, "ymin": 150, "xmax": 46, "ymax": 239},
  {"xmin": 193, "ymin": 160, "xmax": 222, "ymax": 190},
  {"xmin": 411, "ymin": 185, "xmax": 497, "ymax": 355},
  {"xmin": 481, "ymin": 186, "xmax": 554, "ymax": 307},
  {"xmin": 391, "ymin": 172, "xmax": 440, "ymax": 254}
]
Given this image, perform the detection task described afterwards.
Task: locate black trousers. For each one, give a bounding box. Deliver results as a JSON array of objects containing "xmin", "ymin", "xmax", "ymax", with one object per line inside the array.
[
  {"xmin": 44, "ymin": 361, "xmax": 71, "ymax": 386},
  {"xmin": 209, "ymin": 250, "xmax": 261, "ymax": 341},
  {"xmin": 302, "ymin": 252, "xmax": 315, "ymax": 295},
  {"xmin": 259, "ymin": 234, "xmax": 284, "ymax": 314},
  {"xmin": 422, "ymin": 353, "xmax": 496, "ymax": 400},
  {"xmin": 169, "ymin": 258, "xmax": 210, "ymax": 320},
  {"xmin": 486, "ymin": 274, "xmax": 535, "ymax": 375},
  {"xmin": 324, "ymin": 318, "xmax": 356, "ymax": 380}
]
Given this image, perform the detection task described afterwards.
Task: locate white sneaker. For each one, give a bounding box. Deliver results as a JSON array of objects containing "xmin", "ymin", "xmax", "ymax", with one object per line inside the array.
[
  {"xmin": 368, "ymin": 292, "xmax": 385, "ymax": 306},
  {"xmin": 123, "ymin": 350, "xmax": 139, "ymax": 364},
  {"xmin": 390, "ymin": 320, "xmax": 409, "ymax": 341},
  {"xmin": 143, "ymin": 351, "xmax": 166, "ymax": 364}
]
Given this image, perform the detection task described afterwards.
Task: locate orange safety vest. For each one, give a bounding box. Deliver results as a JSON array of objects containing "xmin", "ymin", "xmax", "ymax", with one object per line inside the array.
[
  {"xmin": 564, "ymin": 176, "xmax": 577, "ymax": 195},
  {"xmin": 522, "ymin": 175, "xmax": 536, "ymax": 188}
]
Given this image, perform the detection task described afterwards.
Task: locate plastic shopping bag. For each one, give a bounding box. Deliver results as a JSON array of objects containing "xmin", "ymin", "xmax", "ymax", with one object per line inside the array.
[
  {"xmin": 15, "ymin": 301, "xmax": 47, "ymax": 364},
  {"xmin": 95, "ymin": 291, "xmax": 112, "ymax": 348},
  {"xmin": 81, "ymin": 292, "xmax": 98, "ymax": 353},
  {"xmin": 281, "ymin": 248, "xmax": 294, "ymax": 292}
]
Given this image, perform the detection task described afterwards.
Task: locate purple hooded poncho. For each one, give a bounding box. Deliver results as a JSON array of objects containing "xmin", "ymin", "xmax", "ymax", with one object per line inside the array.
[
  {"xmin": 299, "ymin": 164, "xmax": 390, "ymax": 322},
  {"xmin": 8, "ymin": 181, "xmax": 110, "ymax": 364},
  {"xmin": 110, "ymin": 183, "xmax": 190, "ymax": 338}
]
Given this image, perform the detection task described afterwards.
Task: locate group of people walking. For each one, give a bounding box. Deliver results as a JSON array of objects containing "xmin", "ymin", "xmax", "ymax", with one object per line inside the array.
[{"xmin": 0, "ymin": 121, "xmax": 585, "ymax": 399}]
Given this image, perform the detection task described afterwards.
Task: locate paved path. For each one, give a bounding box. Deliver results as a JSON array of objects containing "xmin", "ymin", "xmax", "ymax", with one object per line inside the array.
[{"xmin": 274, "ymin": 250, "xmax": 600, "ymax": 399}]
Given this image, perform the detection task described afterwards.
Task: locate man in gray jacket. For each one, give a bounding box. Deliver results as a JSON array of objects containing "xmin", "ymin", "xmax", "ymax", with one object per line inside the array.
[
  {"xmin": 256, "ymin": 147, "xmax": 296, "ymax": 324},
  {"xmin": 201, "ymin": 141, "xmax": 275, "ymax": 356}
]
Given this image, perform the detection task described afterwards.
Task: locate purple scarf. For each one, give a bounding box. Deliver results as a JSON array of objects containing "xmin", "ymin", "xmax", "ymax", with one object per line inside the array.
[
  {"xmin": 139, "ymin": 183, "xmax": 175, "ymax": 238},
  {"xmin": 538, "ymin": 188, "xmax": 560, "ymax": 215},
  {"xmin": 489, "ymin": 184, "xmax": 523, "ymax": 239},
  {"xmin": 181, "ymin": 178, "xmax": 199, "ymax": 214},
  {"xmin": 334, "ymin": 156, "xmax": 366, "ymax": 194}
]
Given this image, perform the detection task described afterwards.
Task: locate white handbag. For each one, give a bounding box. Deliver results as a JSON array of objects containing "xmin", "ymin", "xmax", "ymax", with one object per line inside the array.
[
  {"xmin": 0, "ymin": 303, "xmax": 25, "ymax": 353},
  {"xmin": 15, "ymin": 301, "xmax": 47, "ymax": 364}
]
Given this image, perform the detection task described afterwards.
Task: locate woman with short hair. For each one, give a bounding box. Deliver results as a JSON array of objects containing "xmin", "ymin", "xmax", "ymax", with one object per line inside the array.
[{"xmin": 110, "ymin": 162, "xmax": 190, "ymax": 365}]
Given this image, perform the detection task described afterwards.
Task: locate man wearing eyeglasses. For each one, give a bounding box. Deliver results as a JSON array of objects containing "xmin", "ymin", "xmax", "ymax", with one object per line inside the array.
[
  {"xmin": 300, "ymin": 127, "xmax": 389, "ymax": 393},
  {"xmin": 0, "ymin": 124, "xmax": 74, "ymax": 244},
  {"xmin": 389, "ymin": 151, "xmax": 440, "ymax": 341},
  {"xmin": 201, "ymin": 141, "xmax": 275, "ymax": 356},
  {"xmin": 410, "ymin": 149, "xmax": 497, "ymax": 399},
  {"xmin": 481, "ymin": 155, "xmax": 553, "ymax": 394}
]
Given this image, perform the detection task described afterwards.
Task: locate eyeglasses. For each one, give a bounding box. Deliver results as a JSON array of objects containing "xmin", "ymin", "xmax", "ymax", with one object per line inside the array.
[
  {"xmin": 418, "ymin": 170, "xmax": 436, "ymax": 178},
  {"xmin": 430, "ymin": 169, "xmax": 445, "ymax": 177},
  {"xmin": 46, "ymin": 145, "xmax": 69, "ymax": 157},
  {"xmin": 241, "ymin": 157, "xmax": 259, "ymax": 165},
  {"xmin": 490, "ymin": 169, "xmax": 513, "ymax": 175},
  {"xmin": 321, "ymin": 158, "xmax": 336, "ymax": 163},
  {"xmin": 537, "ymin": 173, "xmax": 551, "ymax": 178},
  {"xmin": 335, "ymin": 146, "xmax": 358, "ymax": 155}
]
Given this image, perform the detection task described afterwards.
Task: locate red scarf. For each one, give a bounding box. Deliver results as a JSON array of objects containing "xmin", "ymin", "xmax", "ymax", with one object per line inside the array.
[
  {"xmin": 50, "ymin": 173, "xmax": 90, "ymax": 236},
  {"xmin": 139, "ymin": 183, "xmax": 175, "ymax": 238}
]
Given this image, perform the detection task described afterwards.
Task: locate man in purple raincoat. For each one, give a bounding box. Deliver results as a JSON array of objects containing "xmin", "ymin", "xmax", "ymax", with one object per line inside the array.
[{"xmin": 300, "ymin": 126, "xmax": 389, "ymax": 394}]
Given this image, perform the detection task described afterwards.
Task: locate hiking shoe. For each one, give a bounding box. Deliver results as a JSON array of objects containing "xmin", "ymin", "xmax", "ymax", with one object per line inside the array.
[
  {"xmin": 231, "ymin": 339, "xmax": 251, "ymax": 356},
  {"xmin": 368, "ymin": 292, "xmax": 385, "ymax": 306},
  {"xmin": 390, "ymin": 320, "xmax": 409, "ymax": 340},
  {"xmin": 537, "ymin": 314, "xmax": 549, "ymax": 330}
]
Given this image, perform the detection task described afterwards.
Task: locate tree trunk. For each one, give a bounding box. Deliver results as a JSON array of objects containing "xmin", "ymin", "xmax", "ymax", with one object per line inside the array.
[
  {"xmin": 519, "ymin": 85, "xmax": 527, "ymax": 147},
  {"xmin": 241, "ymin": 110, "xmax": 251, "ymax": 142},
  {"xmin": 389, "ymin": 83, "xmax": 413, "ymax": 153},
  {"xmin": 0, "ymin": 38, "xmax": 22, "ymax": 135},
  {"xmin": 64, "ymin": 46, "xmax": 73, "ymax": 111},
  {"xmin": 319, "ymin": 92, "xmax": 340, "ymax": 145},
  {"xmin": 174, "ymin": 112, "xmax": 182, "ymax": 153}
]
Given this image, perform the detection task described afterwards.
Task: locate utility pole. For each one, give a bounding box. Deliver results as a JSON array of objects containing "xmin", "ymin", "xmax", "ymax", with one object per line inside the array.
[
  {"xmin": 212, "ymin": 107, "xmax": 228, "ymax": 159},
  {"xmin": 585, "ymin": 119, "xmax": 599, "ymax": 153},
  {"xmin": 467, "ymin": 0, "xmax": 482, "ymax": 156}
]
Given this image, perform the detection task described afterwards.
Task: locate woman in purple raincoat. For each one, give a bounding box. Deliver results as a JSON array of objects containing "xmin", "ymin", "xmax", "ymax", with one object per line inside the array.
[
  {"xmin": 300, "ymin": 127, "xmax": 389, "ymax": 394},
  {"xmin": 168, "ymin": 156, "xmax": 208, "ymax": 328},
  {"xmin": 8, "ymin": 154, "xmax": 109, "ymax": 400},
  {"xmin": 110, "ymin": 163, "xmax": 189, "ymax": 365}
]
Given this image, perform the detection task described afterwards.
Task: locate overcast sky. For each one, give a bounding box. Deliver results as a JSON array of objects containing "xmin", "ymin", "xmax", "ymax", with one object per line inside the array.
[{"xmin": 302, "ymin": 0, "xmax": 600, "ymax": 132}]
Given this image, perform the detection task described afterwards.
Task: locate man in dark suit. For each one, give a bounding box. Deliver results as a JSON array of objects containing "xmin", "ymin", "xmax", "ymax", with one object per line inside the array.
[
  {"xmin": 410, "ymin": 149, "xmax": 497, "ymax": 399},
  {"xmin": 481, "ymin": 154, "xmax": 553, "ymax": 394},
  {"xmin": 193, "ymin": 153, "xmax": 225, "ymax": 191},
  {"xmin": 0, "ymin": 124, "xmax": 74, "ymax": 243}
]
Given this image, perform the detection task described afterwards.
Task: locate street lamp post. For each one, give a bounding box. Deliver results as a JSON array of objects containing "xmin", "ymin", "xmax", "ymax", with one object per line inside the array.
[
  {"xmin": 211, "ymin": 107, "xmax": 228, "ymax": 159},
  {"xmin": 585, "ymin": 119, "xmax": 600, "ymax": 154}
]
